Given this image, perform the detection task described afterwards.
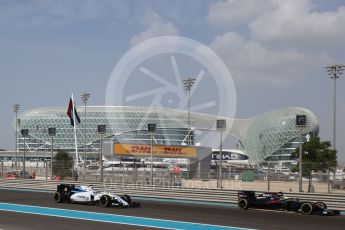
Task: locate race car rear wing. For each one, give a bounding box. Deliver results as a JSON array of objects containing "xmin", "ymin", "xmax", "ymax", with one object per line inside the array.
[
  {"xmin": 57, "ymin": 184, "xmax": 75, "ymax": 194},
  {"xmin": 238, "ymin": 191, "xmax": 256, "ymax": 200}
]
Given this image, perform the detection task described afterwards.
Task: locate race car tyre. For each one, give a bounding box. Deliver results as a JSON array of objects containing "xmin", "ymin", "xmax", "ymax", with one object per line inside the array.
[
  {"xmin": 238, "ymin": 199, "xmax": 248, "ymax": 209},
  {"xmin": 284, "ymin": 202, "xmax": 292, "ymax": 211},
  {"xmin": 301, "ymin": 202, "xmax": 313, "ymax": 215},
  {"xmin": 54, "ymin": 192, "xmax": 64, "ymax": 203},
  {"xmin": 121, "ymin": 195, "xmax": 131, "ymax": 204},
  {"xmin": 315, "ymin": 202, "xmax": 327, "ymax": 209},
  {"xmin": 99, "ymin": 195, "xmax": 111, "ymax": 207}
]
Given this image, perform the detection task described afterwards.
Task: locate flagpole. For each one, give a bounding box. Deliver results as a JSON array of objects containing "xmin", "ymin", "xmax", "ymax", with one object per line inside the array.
[{"xmin": 71, "ymin": 93, "xmax": 78, "ymax": 164}]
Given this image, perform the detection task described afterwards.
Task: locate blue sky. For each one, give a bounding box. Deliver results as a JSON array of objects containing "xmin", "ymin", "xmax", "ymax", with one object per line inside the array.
[{"xmin": 1, "ymin": 0, "xmax": 345, "ymax": 163}]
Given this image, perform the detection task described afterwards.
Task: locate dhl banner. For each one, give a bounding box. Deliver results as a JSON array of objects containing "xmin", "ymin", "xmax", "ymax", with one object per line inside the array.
[{"xmin": 114, "ymin": 144, "xmax": 197, "ymax": 158}]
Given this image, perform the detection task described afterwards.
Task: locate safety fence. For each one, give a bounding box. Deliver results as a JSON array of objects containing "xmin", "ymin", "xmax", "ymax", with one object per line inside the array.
[
  {"xmin": 1, "ymin": 179, "xmax": 345, "ymax": 210},
  {"xmin": 2, "ymin": 162, "xmax": 344, "ymax": 187}
]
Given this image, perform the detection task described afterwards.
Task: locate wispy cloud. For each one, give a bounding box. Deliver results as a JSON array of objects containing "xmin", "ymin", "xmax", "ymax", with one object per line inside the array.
[
  {"xmin": 130, "ymin": 12, "xmax": 179, "ymax": 46},
  {"xmin": 209, "ymin": 32, "xmax": 333, "ymax": 87}
]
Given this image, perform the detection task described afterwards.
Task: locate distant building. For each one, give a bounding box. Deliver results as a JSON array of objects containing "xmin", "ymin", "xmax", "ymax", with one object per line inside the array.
[
  {"xmin": 12, "ymin": 106, "xmax": 319, "ymax": 162},
  {"xmin": 211, "ymin": 149, "xmax": 249, "ymax": 165}
]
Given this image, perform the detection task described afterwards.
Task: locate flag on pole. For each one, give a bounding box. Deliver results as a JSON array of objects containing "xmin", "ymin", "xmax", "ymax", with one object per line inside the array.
[
  {"xmin": 69, "ymin": 93, "xmax": 79, "ymax": 164},
  {"xmin": 67, "ymin": 98, "xmax": 80, "ymax": 126}
]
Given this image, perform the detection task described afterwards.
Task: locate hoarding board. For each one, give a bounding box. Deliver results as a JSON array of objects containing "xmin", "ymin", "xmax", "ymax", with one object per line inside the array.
[{"xmin": 114, "ymin": 144, "xmax": 197, "ymax": 158}]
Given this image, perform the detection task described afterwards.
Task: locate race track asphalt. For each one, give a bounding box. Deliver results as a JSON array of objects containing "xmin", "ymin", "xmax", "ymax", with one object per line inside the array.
[{"xmin": 0, "ymin": 188, "xmax": 344, "ymax": 230}]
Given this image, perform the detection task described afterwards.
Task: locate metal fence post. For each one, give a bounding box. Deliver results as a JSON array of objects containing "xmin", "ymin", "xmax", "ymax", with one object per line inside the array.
[
  {"xmin": 97, "ymin": 125, "xmax": 106, "ymax": 183},
  {"xmin": 1, "ymin": 161, "xmax": 3, "ymax": 179},
  {"xmin": 100, "ymin": 134, "xmax": 103, "ymax": 182},
  {"xmin": 220, "ymin": 132, "xmax": 223, "ymax": 188},
  {"xmin": 150, "ymin": 134, "xmax": 153, "ymax": 185},
  {"xmin": 328, "ymin": 164, "xmax": 331, "ymax": 193},
  {"xmin": 148, "ymin": 124, "xmax": 156, "ymax": 186},
  {"xmin": 134, "ymin": 160, "xmax": 137, "ymax": 184},
  {"xmin": 51, "ymin": 136, "xmax": 54, "ymax": 180},
  {"xmin": 45, "ymin": 161, "xmax": 48, "ymax": 181},
  {"xmin": 267, "ymin": 161, "xmax": 271, "ymax": 191},
  {"xmin": 216, "ymin": 119, "xmax": 226, "ymax": 189},
  {"xmin": 122, "ymin": 164, "xmax": 125, "ymax": 185},
  {"xmin": 296, "ymin": 115, "xmax": 306, "ymax": 193},
  {"xmin": 23, "ymin": 137, "xmax": 26, "ymax": 179},
  {"xmin": 299, "ymin": 127, "xmax": 303, "ymax": 192}
]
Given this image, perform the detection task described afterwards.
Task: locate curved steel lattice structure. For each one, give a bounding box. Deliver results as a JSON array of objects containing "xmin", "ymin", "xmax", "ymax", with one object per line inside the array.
[{"xmin": 15, "ymin": 106, "xmax": 318, "ymax": 162}]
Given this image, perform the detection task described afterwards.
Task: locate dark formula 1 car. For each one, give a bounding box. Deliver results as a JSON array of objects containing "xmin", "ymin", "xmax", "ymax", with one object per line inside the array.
[
  {"xmin": 54, "ymin": 184, "xmax": 140, "ymax": 208},
  {"xmin": 238, "ymin": 191, "xmax": 340, "ymax": 216}
]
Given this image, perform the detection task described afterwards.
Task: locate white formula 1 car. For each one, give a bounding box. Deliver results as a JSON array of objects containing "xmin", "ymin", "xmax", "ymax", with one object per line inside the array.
[{"xmin": 53, "ymin": 184, "xmax": 140, "ymax": 208}]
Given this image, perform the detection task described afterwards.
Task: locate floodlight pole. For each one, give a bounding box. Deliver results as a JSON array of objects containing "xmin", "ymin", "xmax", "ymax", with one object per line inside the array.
[
  {"xmin": 188, "ymin": 87, "xmax": 191, "ymax": 145},
  {"xmin": 326, "ymin": 64, "xmax": 344, "ymax": 152},
  {"xmin": 81, "ymin": 92, "xmax": 90, "ymax": 181},
  {"xmin": 183, "ymin": 78, "xmax": 195, "ymax": 145},
  {"xmin": 326, "ymin": 64, "xmax": 344, "ymax": 188},
  {"xmin": 13, "ymin": 104, "xmax": 20, "ymax": 168},
  {"xmin": 332, "ymin": 74, "xmax": 337, "ymax": 151}
]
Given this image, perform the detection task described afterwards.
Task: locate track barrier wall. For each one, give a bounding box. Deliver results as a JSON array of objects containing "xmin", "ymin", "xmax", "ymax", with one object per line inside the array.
[{"xmin": 1, "ymin": 179, "xmax": 345, "ymax": 210}]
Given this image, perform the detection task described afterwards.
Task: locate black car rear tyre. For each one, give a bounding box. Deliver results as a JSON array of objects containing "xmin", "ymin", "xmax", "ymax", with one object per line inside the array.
[
  {"xmin": 99, "ymin": 195, "xmax": 111, "ymax": 207},
  {"xmin": 301, "ymin": 202, "xmax": 313, "ymax": 215},
  {"xmin": 238, "ymin": 199, "xmax": 248, "ymax": 209},
  {"xmin": 121, "ymin": 195, "xmax": 131, "ymax": 204},
  {"xmin": 284, "ymin": 202, "xmax": 292, "ymax": 211},
  {"xmin": 54, "ymin": 192, "xmax": 64, "ymax": 203}
]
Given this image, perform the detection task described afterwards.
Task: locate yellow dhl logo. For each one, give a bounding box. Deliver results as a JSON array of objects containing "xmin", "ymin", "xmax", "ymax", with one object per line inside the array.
[{"xmin": 114, "ymin": 144, "xmax": 197, "ymax": 157}]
